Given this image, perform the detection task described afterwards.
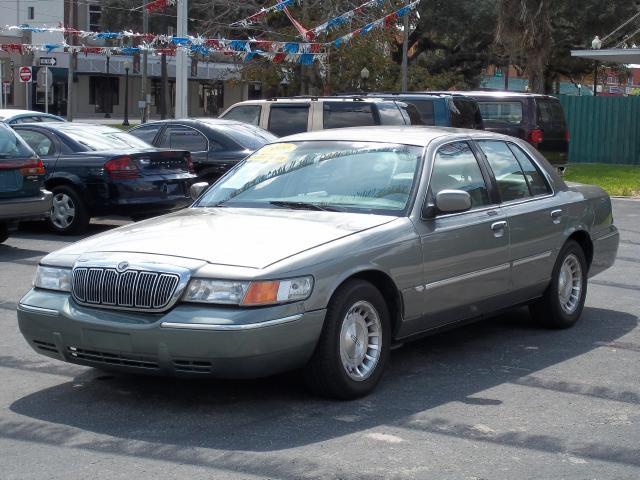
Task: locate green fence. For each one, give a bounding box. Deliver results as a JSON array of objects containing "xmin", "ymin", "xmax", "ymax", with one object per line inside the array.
[{"xmin": 559, "ymin": 96, "xmax": 640, "ymax": 165}]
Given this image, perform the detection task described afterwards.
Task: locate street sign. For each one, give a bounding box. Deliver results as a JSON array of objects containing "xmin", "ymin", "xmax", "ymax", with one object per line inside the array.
[
  {"xmin": 36, "ymin": 67, "xmax": 53, "ymax": 89},
  {"xmin": 18, "ymin": 66, "xmax": 32, "ymax": 83},
  {"xmin": 39, "ymin": 57, "xmax": 57, "ymax": 66}
]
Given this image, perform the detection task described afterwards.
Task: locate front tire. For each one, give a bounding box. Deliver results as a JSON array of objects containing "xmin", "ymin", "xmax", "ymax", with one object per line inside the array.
[
  {"xmin": 48, "ymin": 185, "xmax": 90, "ymax": 235},
  {"xmin": 304, "ymin": 280, "xmax": 391, "ymax": 400},
  {"xmin": 530, "ymin": 240, "xmax": 588, "ymax": 329}
]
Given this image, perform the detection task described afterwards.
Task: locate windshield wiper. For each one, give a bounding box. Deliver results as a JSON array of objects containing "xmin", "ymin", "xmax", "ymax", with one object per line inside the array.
[{"xmin": 268, "ymin": 200, "xmax": 339, "ymax": 212}]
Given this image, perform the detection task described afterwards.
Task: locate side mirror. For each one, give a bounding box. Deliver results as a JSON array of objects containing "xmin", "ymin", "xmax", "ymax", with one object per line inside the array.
[
  {"xmin": 190, "ymin": 182, "xmax": 209, "ymax": 201},
  {"xmin": 435, "ymin": 189, "xmax": 472, "ymax": 214}
]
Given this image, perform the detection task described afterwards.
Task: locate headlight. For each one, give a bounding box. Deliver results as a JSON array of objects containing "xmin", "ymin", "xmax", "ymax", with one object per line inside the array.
[
  {"xmin": 182, "ymin": 276, "xmax": 313, "ymax": 306},
  {"xmin": 33, "ymin": 265, "xmax": 72, "ymax": 292}
]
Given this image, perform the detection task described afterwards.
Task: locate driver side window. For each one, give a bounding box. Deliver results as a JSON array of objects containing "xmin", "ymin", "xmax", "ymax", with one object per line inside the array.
[{"xmin": 430, "ymin": 142, "xmax": 490, "ymax": 208}]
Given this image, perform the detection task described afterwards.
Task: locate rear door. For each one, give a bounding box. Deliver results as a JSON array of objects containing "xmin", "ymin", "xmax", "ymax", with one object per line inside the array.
[
  {"xmin": 322, "ymin": 102, "xmax": 377, "ymax": 129},
  {"xmin": 267, "ymin": 104, "xmax": 310, "ymax": 136},
  {"xmin": 535, "ymin": 97, "xmax": 568, "ymax": 165}
]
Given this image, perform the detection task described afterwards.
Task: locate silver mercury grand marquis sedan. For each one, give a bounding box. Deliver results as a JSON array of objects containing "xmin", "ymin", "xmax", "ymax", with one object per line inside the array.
[{"xmin": 17, "ymin": 126, "xmax": 619, "ymax": 399}]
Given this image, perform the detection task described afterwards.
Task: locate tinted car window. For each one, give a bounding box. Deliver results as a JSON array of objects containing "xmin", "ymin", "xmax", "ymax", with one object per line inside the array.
[
  {"xmin": 160, "ymin": 125, "xmax": 208, "ymax": 151},
  {"xmin": 478, "ymin": 140, "xmax": 530, "ymax": 202},
  {"xmin": 450, "ymin": 99, "xmax": 481, "ymax": 129},
  {"xmin": 409, "ymin": 100, "xmax": 436, "ymax": 125},
  {"xmin": 376, "ymin": 103, "xmax": 406, "ymax": 125},
  {"xmin": 222, "ymin": 105, "xmax": 261, "ymax": 126},
  {"xmin": 430, "ymin": 142, "xmax": 490, "ymax": 208},
  {"xmin": 508, "ymin": 143, "xmax": 551, "ymax": 196},
  {"xmin": 536, "ymin": 99, "xmax": 565, "ymax": 127},
  {"xmin": 130, "ymin": 124, "xmax": 163, "ymax": 144},
  {"xmin": 478, "ymin": 101, "xmax": 524, "ymax": 125},
  {"xmin": 268, "ymin": 105, "xmax": 309, "ymax": 137},
  {"xmin": 218, "ymin": 125, "xmax": 277, "ymax": 150},
  {"xmin": 16, "ymin": 130, "xmax": 56, "ymax": 156},
  {"xmin": 323, "ymin": 102, "xmax": 376, "ymax": 129}
]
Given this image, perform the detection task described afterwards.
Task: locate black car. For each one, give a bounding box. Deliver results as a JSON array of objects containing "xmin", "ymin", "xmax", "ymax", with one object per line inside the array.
[
  {"xmin": 455, "ymin": 91, "xmax": 569, "ymax": 168},
  {"xmin": 128, "ymin": 119, "xmax": 277, "ymax": 181},
  {"xmin": 13, "ymin": 123, "xmax": 196, "ymax": 234},
  {"xmin": 0, "ymin": 123, "xmax": 52, "ymax": 243}
]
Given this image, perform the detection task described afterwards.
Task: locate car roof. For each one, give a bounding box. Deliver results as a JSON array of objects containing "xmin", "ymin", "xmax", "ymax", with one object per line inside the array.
[
  {"xmin": 447, "ymin": 91, "xmax": 560, "ymax": 99},
  {"xmin": 15, "ymin": 122, "xmax": 122, "ymax": 134},
  {"xmin": 138, "ymin": 118, "xmax": 257, "ymax": 127},
  {"xmin": 230, "ymin": 97, "xmax": 401, "ymax": 105},
  {"xmin": 278, "ymin": 126, "xmax": 510, "ymax": 146},
  {"xmin": 0, "ymin": 109, "xmax": 62, "ymax": 118}
]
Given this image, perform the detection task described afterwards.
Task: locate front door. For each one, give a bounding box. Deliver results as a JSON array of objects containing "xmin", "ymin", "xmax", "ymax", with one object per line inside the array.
[{"xmin": 402, "ymin": 141, "xmax": 510, "ymax": 338}]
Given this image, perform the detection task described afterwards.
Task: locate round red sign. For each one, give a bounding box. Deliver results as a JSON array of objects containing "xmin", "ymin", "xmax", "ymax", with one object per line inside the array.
[{"xmin": 19, "ymin": 67, "xmax": 32, "ymax": 82}]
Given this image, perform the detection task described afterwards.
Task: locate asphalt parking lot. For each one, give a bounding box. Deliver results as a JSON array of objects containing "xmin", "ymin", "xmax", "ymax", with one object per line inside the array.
[{"xmin": 0, "ymin": 199, "xmax": 638, "ymax": 480}]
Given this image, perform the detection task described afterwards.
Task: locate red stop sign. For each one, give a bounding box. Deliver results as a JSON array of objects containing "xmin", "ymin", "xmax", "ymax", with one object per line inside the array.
[{"xmin": 19, "ymin": 67, "xmax": 32, "ymax": 82}]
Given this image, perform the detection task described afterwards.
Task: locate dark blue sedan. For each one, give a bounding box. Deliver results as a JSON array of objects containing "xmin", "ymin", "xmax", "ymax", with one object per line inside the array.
[
  {"xmin": 13, "ymin": 123, "xmax": 197, "ymax": 234},
  {"xmin": 128, "ymin": 119, "xmax": 277, "ymax": 181}
]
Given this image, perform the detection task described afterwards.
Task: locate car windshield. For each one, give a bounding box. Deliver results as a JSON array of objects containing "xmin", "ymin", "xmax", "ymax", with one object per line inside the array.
[
  {"xmin": 218, "ymin": 124, "xmax": 277, "ymax": 150},
  {"xmin": 0, "ymin": 124, "xmax": 35, "ymax": 158},
  {"xmin": 196, "ymin": 141, "xmax": 423, "ymax": 216},
  {"xmin": 62, "ymin": 128, "xmax": 152, "ymax": 151}
]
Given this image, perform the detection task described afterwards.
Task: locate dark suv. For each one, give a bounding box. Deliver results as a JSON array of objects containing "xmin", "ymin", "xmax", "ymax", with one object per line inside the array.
[
  {"xmin": 0, "ymin": 122, "xmax": 51, "ymax": 243},
  {"xmin": 364, "ymin": 93, "xmax": 484, "ymax": 130},
  {"xmin": 459, "ymin": 92, "xmax": 569, "ymax": 167}
]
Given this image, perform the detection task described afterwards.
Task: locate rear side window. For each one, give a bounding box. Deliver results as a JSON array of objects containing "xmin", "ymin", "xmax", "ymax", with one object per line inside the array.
[
  {"xmin": 376, "ymin": 102, "xmax": 406, "ymax": 125},
  {"xmin": 268, "ymin": 105, "xmax": 309, "ymax": 137},
  {"xmin": 323, "ymin": 102, "xmax": 376, "ymax": 129},
  {"xmin": 16, "ymin": 129, "xmax": 56, "ymax": 156},
  {"xmin": 430, "ymin": 142, "xmax": 490, "ymax": 208},
  {"xmin": 408, "ymin": 100, "xmax": 436, "ymax": 125},
  {"xmin": 477, "ymin": 140, "xmax": 530, "ymax": 202},
  {"xmin": 129, "ymin": 124, "xmax": 163, "ymax": 144},
  {"xmin": 508, "ymin": 144, "xmax": 552, "ymax": 196},
  {"xmin": 0, "ymin": 124, "xmax": 35, "ymax": 158},
  {"xmin": 536, "ymin": 99, "xmax": 566, "ymax": 127},
  {"xmin": 450, "ymin": 99, "xmax": 481, "ymax": 129},
  {"xmin": 159, "ymin": 125, "xmax": 208, "ymax": 152},
  {"xmin": 222, "ymin": 105, "xmax": 261, "ymax": 126},
  {"xmin": 478, "ymin": 101, "xmax": 524, "ymax": 125}
]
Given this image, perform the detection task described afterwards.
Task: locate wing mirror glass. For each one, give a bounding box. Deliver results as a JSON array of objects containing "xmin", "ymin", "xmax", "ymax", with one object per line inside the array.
[
  {"xmin": 190, "ymin": 182, "xmax": 209, "ymax": 201},
  {"xmin": 434, "ymin": 189, "xmax": 472, "ymax": 214}
]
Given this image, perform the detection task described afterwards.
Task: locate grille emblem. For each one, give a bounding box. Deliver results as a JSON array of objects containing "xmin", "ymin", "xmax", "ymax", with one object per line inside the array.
[{"xmin": 117, "ymin": 261, "xmax": 129, "ymax": 272}]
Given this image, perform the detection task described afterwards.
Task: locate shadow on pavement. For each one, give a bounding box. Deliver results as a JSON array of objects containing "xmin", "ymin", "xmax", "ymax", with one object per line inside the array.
[{"xmin": 6, "ymin": 306, "xmax": 638, "ymax": 473}]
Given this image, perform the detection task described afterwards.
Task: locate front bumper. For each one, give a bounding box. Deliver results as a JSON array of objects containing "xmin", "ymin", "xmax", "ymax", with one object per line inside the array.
[
  {"xmin": 0, "ymin": 189, "xmax": 52, "ymax": 221},
  {"xmin": 17, "ymin": 289, "xmax": 326, "ymax": 378}
]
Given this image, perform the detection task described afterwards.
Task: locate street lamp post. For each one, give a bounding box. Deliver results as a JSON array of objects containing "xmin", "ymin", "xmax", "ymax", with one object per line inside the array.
[
  {"xmin": 592, "ymin": 35, "xmax": 602, "ymax": 97},
  {"xmin": 360, "ymin": 67, "xmax": 370, "ymax": 93},
  {"xmin": 123, "ymin": 61, "xmax": 130, "ymax": 126}
]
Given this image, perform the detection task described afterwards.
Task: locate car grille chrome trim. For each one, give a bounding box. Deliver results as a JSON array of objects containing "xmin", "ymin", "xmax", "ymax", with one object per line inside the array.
[{"xmin": 72, "ymin": 266, "xmax": 181, "ymax": 313}]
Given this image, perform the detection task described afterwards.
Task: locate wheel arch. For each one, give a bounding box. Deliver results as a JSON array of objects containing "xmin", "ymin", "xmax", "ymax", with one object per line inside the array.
[
  {"xmin": 567, "ymin": 230, "xmax": 594, "ymax": 269},
  {"xmin": 329, "ymin": 269, "xmax": 404, "ymax": 337}
]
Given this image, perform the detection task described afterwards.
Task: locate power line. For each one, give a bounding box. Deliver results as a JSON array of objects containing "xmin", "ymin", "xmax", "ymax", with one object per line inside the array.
[{"xmin": 601, "ymin": 8, "xmax": 640, "ymax": 44}]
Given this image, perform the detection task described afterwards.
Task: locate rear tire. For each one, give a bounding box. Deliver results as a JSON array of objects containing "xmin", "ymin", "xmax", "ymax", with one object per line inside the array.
[
  {"xmin": 530, "ymin": 240, "xmax": 588, "ymax": 329},
  {"xmin": 0, "ymin": 222, "xmax": 9, "ymax": 243},
  {"xmin": 48, "ymin": 185, "xmax": 90, "ymax": 235},
  {"xmin": 304, "ymin": 280, "xmax": 391, "ymax": 400}
]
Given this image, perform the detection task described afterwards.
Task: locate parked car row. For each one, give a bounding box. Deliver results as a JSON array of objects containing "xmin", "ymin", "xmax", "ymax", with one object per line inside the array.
[{"xmin": 0, "ymin": 91, "xmax": 569, "ymax": 242}]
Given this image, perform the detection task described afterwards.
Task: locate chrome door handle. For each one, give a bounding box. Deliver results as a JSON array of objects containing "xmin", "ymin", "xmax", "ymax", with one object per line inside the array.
[
  {"xmin": 491, "ymin": 221, "xmax": 507, "ymax": 231},
  {"xmin": 551, "ymin": 209, "xmax": 562, "ymax": 224}
]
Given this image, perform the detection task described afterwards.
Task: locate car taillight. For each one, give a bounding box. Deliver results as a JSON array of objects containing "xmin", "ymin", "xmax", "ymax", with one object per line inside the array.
[
  {"xmin": 565, "ymin": 129, "xmax": 570, "ymax": 143},
  {"xmin": 20, "ymin": 159, "xmax": 46, "ymax": 176},
  {"xmin": 104, "ymin": 156, "xmax": 141, "ymax": 179},
  {"xmin": 185, "ymin": 153, "xmax": 194, "ymax": 174},
  {"xmin": 528, "ymin": 129, "xmax": 544, "ymax": 145}
]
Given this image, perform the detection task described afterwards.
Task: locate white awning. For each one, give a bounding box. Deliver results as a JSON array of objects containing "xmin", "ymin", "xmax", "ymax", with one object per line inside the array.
[{"xmin": 571, "ymin": 48, "xmax": 640, "ymax": 63}]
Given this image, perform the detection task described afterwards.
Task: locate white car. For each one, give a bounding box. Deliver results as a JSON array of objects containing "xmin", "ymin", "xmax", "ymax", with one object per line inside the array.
[{"xmin": 0, "ymin": 109, "xmax": 65, "ymax": 125}]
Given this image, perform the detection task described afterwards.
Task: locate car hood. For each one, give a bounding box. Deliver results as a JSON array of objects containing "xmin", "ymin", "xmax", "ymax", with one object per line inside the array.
[{"xmin": 55, "ymin": 208, "xmax": 398, "ymax": 269}]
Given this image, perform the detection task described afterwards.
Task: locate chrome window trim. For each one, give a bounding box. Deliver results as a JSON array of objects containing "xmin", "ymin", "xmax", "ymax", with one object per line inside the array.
[
  {"xmin": 160, "ymin": 314, "xmax": 303, "ymax": 331},
  {"xmin": 17, "ymin": 304, "xmax": 60, "ymax": 317},
  {"xmin": 167, "ymin": 123, "xmax": 209, "ymax": 154}
]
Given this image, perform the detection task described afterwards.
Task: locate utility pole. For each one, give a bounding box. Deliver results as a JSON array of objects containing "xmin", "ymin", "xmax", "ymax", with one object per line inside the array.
[
  {"xmin": 141, "ymin": 1, "xmax": 149, "ymax": 122},
  {"xmin": 175, "ymin": 0, "xmax": 188, "ymax": 118},
  {"xmin": 401, "ymin": 15, "xmax": 408, "ymax": 92},
  {"xmin": 66, "ymin": 0, "xmax": 75, "ymax": 121}
]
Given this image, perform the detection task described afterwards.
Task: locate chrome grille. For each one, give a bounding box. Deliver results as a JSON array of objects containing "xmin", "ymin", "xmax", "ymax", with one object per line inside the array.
[{"xmin": 72, "ymin": 267, "xmax": 180, "ymax": 312}]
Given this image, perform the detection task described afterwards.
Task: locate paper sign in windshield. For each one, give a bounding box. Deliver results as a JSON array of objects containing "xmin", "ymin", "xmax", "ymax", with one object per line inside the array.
[{"xmin": 248, "ymin": 143, "xmax": 297, "ymax": 163}]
